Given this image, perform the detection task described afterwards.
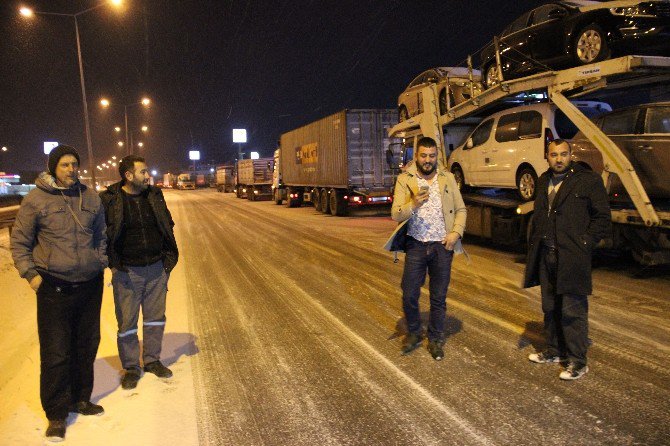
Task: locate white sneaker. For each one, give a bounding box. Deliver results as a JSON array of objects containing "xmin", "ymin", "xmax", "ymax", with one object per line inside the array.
[
  {"xmin": 559, "ymin": 362, "xmax": 589, "ymax": 380},
  {"xmin": 528, "ymin": 351, "xmax": 561, "ymax": 364}
]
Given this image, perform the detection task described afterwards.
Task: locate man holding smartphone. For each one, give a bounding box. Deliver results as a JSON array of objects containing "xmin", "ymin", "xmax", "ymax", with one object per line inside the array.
[{"xmin": 391, "ymin": 137, "xmax": 467, "ymax": 360}]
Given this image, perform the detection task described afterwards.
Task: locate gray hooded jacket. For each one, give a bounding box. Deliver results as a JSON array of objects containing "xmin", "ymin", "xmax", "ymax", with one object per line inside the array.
[{"xmin": 11, "ymin": 173, "xmax": 108, "ymax": 283}]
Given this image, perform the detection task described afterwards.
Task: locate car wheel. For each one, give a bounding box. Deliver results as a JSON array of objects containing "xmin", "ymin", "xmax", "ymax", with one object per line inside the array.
[
  {"xmin": 399, "ymin": 106, "xmax": 409, "ymax": 122},
  {"xmin": 517, "ymin": 167, "xmax": 538, "ymax": 201},
  {"xmin": 485, "ymin": 63, "xmax": 500, "ymax": 89},
  {"xmin": 574, "ymin": 24, "xmax": 610, "ymax": 65},
  {"xmin": 451, "ymin": 165, "xmax": 470, "ymax": 193}
]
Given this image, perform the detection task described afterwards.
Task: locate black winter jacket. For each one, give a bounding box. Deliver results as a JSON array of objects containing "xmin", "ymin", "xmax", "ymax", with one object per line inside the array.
[
  {"xmin": 100, "ymin": 182, "xmax": 179, "ymax": 273},
  {"xmin": 523, "ymin": 163, "xmax": 611, "ymax": 295}
]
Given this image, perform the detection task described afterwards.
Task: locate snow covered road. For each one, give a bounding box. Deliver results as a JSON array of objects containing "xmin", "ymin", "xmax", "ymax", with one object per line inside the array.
[{"xmin": 1, "ymin": 188, "xmax": 668, "ymax": 445}]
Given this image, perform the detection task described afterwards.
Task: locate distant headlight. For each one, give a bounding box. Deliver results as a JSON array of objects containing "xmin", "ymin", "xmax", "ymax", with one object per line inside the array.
[{"xmin": 610, "ymin": 6, "xmax": 656, "ymax": 18}]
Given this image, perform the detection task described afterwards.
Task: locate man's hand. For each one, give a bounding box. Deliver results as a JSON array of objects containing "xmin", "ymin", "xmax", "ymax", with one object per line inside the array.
[
  {"xmin": 29, "ymin": 275, "xmax": 43, "ymax": 292},
  {"xmin": 442, "ymin": 231, "xmax": 460, "ymax": 251},
  {"xmin": 412, "ymin": 189, "xmax": 429, "ymax": 210}
]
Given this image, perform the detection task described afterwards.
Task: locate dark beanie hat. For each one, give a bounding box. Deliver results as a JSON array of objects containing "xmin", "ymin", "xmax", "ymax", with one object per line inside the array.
[{"xmin": 48, "ymin": 145, "xmax": 81, "ymax": 176}]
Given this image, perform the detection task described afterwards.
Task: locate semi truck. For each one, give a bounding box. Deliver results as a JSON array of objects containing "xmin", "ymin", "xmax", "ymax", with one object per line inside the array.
[
  {"xmin": 235, "ymin": 158, "xmax": 274, "ymax": 200},
  {"xmin": 388, "ymin": 55, "xmax": 670, "ymax": 266},
  {"xmin": 273, "ymin": 109, "xmax": 400, "ymax": 216},
  {"xmin": 215, "ymin": 165, "xmax": 235, "ymax": 192},
  {"xmin": 177, "ymin": 173, "xmax": 196, "ymax": 190},
  {"xmin": 162, "ymin": 173, "xmax": 176, "ymax": 188}
]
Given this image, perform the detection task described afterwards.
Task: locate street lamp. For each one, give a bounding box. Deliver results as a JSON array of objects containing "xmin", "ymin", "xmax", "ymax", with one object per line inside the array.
[
  {"xmin": 20, "ymin": 1, "xmax": 124, "ymax": 187},
  {"xmin": 100, "ymin": 96, "xmax": 151, "ymax": 155}
]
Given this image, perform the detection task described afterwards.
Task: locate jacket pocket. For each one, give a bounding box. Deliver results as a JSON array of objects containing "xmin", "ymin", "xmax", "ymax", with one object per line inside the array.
[
  {"xmin": 40, "ymin": 205, "xmax": 68, "ymax": 232},
  {"xmin": 578, "ymin": 234, "xmax": 593, "ymax": 252}
]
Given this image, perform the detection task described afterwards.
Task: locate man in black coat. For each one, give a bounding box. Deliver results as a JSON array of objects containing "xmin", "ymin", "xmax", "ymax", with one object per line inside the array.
[
  {"xmin": 524, "ymin": 139, "xmax": 611, "ymax": 380},
  {"xmin": 100, "ymin": 155, "xmax": 179, "ymax": 390}
]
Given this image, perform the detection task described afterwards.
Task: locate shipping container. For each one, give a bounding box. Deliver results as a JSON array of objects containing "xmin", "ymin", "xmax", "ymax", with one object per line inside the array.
[{"xmin": 274, "ymin": 109, "xmax": 400, "ymax": 215}]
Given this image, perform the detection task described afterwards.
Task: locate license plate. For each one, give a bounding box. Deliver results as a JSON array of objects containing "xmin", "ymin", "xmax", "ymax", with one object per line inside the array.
[{"xmin": 370, "ymin": 197, "xmax": 387, "ymax": 202}]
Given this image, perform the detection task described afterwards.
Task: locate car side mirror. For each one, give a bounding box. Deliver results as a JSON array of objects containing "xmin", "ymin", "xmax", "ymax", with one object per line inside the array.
[{"xmin": 466, "ymin": 138, "xmax": 474, "ymax": 149}]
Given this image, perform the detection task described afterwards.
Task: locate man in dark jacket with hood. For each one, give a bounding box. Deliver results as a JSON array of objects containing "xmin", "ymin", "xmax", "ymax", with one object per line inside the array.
[
  {"xmin": 11, "ymin": 145, "xmax": 108, "ymax": 441},
  {"xmin": 524, "ymin": 139, "xmax": 611, "ymax": 381},
  {"xmin": 100, "ymin": 155, "xmax": 178, "ymax": 390}
]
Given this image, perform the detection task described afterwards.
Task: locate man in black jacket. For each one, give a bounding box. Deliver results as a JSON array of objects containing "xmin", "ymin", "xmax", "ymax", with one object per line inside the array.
[
  {"xmin": 100, "ymin": 155, "xmax": 179, "ymax": 389},
  {"xmin": 524, "ymin": 139, "xmax": 611, "ymax": 380}
]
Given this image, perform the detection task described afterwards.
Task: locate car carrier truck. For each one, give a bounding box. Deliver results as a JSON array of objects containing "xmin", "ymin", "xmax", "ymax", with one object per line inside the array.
[
  {"xmin": 388, "ymin": 55, "xmax": 670, "ymax": 266},
  {"xmin": 273, "ymin": 109, "xmax": 400, "ymax": 216}
]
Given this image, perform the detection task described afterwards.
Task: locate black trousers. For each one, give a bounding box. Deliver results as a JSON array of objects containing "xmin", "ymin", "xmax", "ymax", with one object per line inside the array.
[
  {"xmin": 36, "ymin": 273, "xmax": 103, "ymax": 420},
  {"xmin": 539, "ymin": 246, "xmax": 589, "ymax": 366}
]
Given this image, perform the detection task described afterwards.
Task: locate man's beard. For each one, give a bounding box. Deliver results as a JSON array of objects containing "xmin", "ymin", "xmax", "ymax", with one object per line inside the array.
[
  {"xmin": 550, "ymin": 163, "xmax": 567, "ymax": 174},
  {"xmin": 417, "ymin": 161, "xmax": 436, "ymax": 176}
]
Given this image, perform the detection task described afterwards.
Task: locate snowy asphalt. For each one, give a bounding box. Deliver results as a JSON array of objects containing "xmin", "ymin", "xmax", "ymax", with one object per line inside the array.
[{"xmin": 168, "ymin": 189, "xmax": 669, "ymax": 446}]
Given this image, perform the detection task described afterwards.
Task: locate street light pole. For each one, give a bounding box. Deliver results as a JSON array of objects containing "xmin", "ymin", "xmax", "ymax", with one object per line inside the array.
[
  {"xmin": 73, "ymin": 15, "xmax": 97, "ymax": 187},
  {"xmin": 124, "ymin": 105, "xmax": 130, "ymax": 156},
  {"xmin": 20, "ymin": 1, "xmax": 125, "ymax": 188}
]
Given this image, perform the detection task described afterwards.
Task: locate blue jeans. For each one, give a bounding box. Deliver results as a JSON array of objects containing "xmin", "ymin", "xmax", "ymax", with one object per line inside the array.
[
  {"xmin": 112, "ymin": 261, "xmax": 169, "ymax": 370},
  {"xmin": 401, "ymin": 237, "xmax": 454, "ymax": 342}
]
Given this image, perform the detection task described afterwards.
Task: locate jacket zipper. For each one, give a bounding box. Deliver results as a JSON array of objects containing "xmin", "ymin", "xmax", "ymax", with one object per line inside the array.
[{"xmin": 134, "ymin": 198, "xmax": 150, "ymax": 265}]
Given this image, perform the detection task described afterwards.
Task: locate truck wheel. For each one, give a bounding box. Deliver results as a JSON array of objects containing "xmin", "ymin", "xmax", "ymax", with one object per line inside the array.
[
  {"xmin": 320, "ymin": 189, "xmax": 330, "ymax": 214},
  {"xmin": 217, "ymin": 185, "xmax": 223, "ymax": 192},
  {"xmin": 516, "ymin": 167, "xmax": 538, "ymax": 201},
  {"xmin": 274, "ymin": 189, "xmax": 282, "ymax": 205},
  {"xmin": 329, "ymin": 189, "xmax": 347, "ymax": 216},
  {"xmin": 312, "ymin": 188, "xmax": 321, "ymax": 211},
  {"xmin": 286, "ymin": 188, "xmax": 294, "ymax": 207}
]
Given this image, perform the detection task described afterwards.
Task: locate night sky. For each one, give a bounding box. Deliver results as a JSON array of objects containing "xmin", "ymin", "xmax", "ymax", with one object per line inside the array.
[{"xmin": 2, "ymin": 0, "xmax": 550, "ymax": 176}]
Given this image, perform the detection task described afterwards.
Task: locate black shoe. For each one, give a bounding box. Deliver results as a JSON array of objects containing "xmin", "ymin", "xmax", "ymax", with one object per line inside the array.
[
  {"xmin": 121, "ymin": 368, "xmax": 141, "ymax": 389},
  {"xmin": 45, "ymin": 419, "xmax": 66, "ymax": 442},
  {"xmin": 560, "ymin": 362, "xmax": 589, "ymax": 381},
  {"xmin": 428, "ymin": 340, "xmax": 445, "ymax": 361},
  {"xmin": 401, "ymin": 333, "xmax": 424, "ymax": 355},
  {"xmin": 69, "ymin": 401, "xmax": 104, "ymax": 416},
  {"xmin": 144, "ymin": 361, "xmax": 173, "ymax": 378}
]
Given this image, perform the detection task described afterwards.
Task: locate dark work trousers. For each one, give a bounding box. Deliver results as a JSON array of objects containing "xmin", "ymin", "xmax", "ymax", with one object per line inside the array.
[
  {"xmin": 539, "ymin": 246, "xmax": 589, "ymax": 366},
  {"xmin": 112, "ymin": 260, "xmax": 168, "ymax": 371},
  {"xmin": 401, "ymin": 237, "xmax": 454, "ymax": 342},
  {"xmin": 36, "ymin": 273, "xmax": 103, "ymax": 420}
]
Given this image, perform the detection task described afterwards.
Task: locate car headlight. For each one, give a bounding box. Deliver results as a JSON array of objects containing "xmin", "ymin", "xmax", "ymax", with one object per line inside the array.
[{"xmin": 610, "ymin": 6, "xmax": 656, "ymax": 18}]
